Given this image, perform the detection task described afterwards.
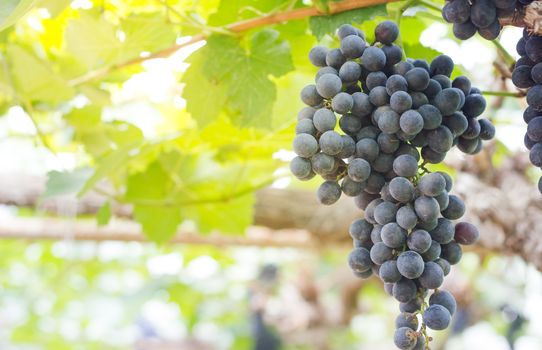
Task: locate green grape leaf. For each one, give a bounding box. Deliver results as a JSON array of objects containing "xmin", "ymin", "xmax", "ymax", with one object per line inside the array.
[
  {"xmin": 7, "ymin": 45, "xmax": 75, "ymax": 103},
  {"xmin": 309, "ymin": 5, "xmax": 387, "ymax": 40},
  {"xmin": 66, "ymin": 14, "xmax": 176, "ymax": 69},
  {"xmin": 42, "ymin": 168, "xmax": 94, "ymax": 199},
  {"xmin": 38, "ymin": 0, "xmax": 71, "ymax": 17},
  {"xmin": 96, "ymin": 201, "xmax": 112, "ymax": 226},
  {"xmin": 183, "ymin": 193, "xmax": 254, "ymax": 235},
  {"xmin": 183, "ymin": 30, "xmax": 293, "ymax": 129},
  {"xmin": 0, "ymin": 0, "xmax": 38, "ymax": 32},
  {"xmin": 126, "ymin": 161, "xmax": 182, "ymax": 242},
  {"xmin": 208, "ymin": 0, "xmax": 285, "ymax": 26}
]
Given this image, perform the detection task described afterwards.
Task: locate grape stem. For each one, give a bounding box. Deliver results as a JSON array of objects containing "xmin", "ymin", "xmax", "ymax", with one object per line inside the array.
[{"xmin": 481, "ymin": 90, "xmax": 526, "ymax": 97}]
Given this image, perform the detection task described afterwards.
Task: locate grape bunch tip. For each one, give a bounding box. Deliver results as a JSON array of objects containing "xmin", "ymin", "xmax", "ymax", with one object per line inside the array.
[{"xmin": 291, "ymin": 20, "xmax": 489, "ymax": 349}]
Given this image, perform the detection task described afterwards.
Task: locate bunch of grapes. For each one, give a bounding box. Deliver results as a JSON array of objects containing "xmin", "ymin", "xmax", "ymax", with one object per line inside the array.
[
  {"xmin": 513, "ymin": 30, "xmax": 542, "ymax": 192},
  {"xmin": 440, "ymin": 0, "xmax": 542, "ymax": 192},
  {"xmin": 442, "ymin": 0, "xmax": 535, "ymax": 40},
  {"xmin": 290, "ymin": 21, "xmax": 492, "ymax": 349}
]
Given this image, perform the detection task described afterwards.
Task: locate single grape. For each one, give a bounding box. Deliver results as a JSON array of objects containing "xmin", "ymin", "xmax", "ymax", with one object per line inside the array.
[
  {"xmin": 434, "ymin": 88, "xmax": 462, "ymax": 115},
  {"xmin": 340, "ymin": 34, "xmax": 366, "ymax": 59},
  {"xmin": 395, "ymin": 313, "xmax": 419, "ymax": 331},
  {"xmin": 370, "ymin": 242, "xmax": 394, "ymax": 264},
  {"xmin": 412, "ymin": 59, "xmax": 430, "ymax": 72},
  {"xmin": 374, "ymin": 201, "xmax": 399, "ymax": 225},
  {"xmin": 440, "ymin": 241, "xmax": 463, "ymax": 264},
  {"xmin": 429, "ymin": 290, "xmax": 457, "ymax": 316},
  {"xmin": 410, "ymin": 92, "xmax": 429, "ymax": 109},
  {"xmin": 471, "ymin": 0, "xmax": 497, "ymax": 28},
  {"xmin": 308, "ymin": 46, "xmax": 328, "ymax": 67},
  {"xmin": 418, "ymin": 173, "xmax": 446, "ymax": 197},
  {"xmin": 337, "ymin": 24, "xmax": 358, "ymax": 39},
  {"xmin": 423, "ymin": 304, "xmax": 451, "ymax": 330},
  {"xmin": 375, "ymin": 20, "xmax": 399, "ymax": 45},
  {"xmin": 319, "ymin": 130, "xmax": 343, "ymax": 155},
  {"xmin": 462, "ymin": 93, "xmax": 486, "ymax": 118},
  {"xmin": 348, "ymin": 158, "xmax": 371, "ymax": 182},
  {"xmin": 400, "ymin": 297, "xmax": 423, "ymax": 313},
  {"xmin": 390, "ymin": 91, "xmax": 412, "ymax": 114},
  {"xmin": 361, "ymin": 46, "xmax": 387, "ymax": 72},
  {"xmin": 419, "ymin": 261, "xmax": 444, "ymax": 289},
  {"xmin": 512, "ymin": 65, "xmax": 535, "ymax": 89},
  {"xmin": 331, "ymin": 92, "xmax": 354, "ymax": 114},
  {"xmin": 382, "ymin": 222, "xmax": 407, "ymax": 248},
  {"xmin": 348, "ymin": 247, "xmax": 372, "ymax": 272},
  {"xmin": 369, "ymin": 86, "xmax": 390, "ymax": 107},
  {"xmin": 418, "ymin": 104, "xmax": 442, "ymax": 130},
  {"xmin": 442, "ymin": 0, "xmax": 471, "ymax": 24},
  {"xmin": 382, "ymin": 44, "xmax": 403, "ymax": 66},
  {"xmin": 532, "ymin": 62, "xmax": 542, "ymax": 84},
  {"xmin": 478, "ymin": 19, "xmax": 501, "ymax": 40},
  {"xmin": 427, "ymin": 126, "xmax": 454, "ymax": 153},
  {"xmin": 422, "ymin": 240, "xmax": 441, "ymax": 261},
  {"xmin": 435, "ymin": 258, "xmax": 451, "ymax": 276},
  {"xmin": 339, "ymin": 61, "xmax": 362, "ymax": 83},
  {"xmin": 325, "ymin": 48, "xmax": 346, "ymax": 69},
  {"xmin": 453, "ymin": 21, "xmax": 477, "ymax": 40},
  {"xmin": 415, "ymin": 196, "xmax": 440, "ymax": 223},
  {"xmin": 389, "ymin": 177, "xmax": 415, "ymax": 203},
  {"xmin": 351, "ymin": 92, "xmax": 373, "ymax": 117},
  {"xmin": 393, "ymin": 278, "xmax": 417, "ymax": 302},
  {"xmin": 366, "ymin": 71, "xmax": 388, "ymax": 90},
  {"xmin": 394, "ymin": 61, "xmax": 414, "ymax": 76},
  {"xmin": 295, "ymin": 118, "xmax": 316, "ymax": 135},
  {"xmin": 395, "ymin": 143, "xmax": 420, "ymax": 161},
  {"xmin": 478, "ymin": 118, "xmax": 495, "ymax": 140},
  {"xmin": 317, "ymin": 180, "xmax": 342, "ymax": 205},
  {"xmin": 377, "ymin": 133, "xmax": 400, "ymax": 153},
  {"xmin": 400, "ymin": 110, "xmax": 424, "ymax": 135},
  {"xmin": 394, "ymin": 327, "xmax": 418, "ymax": 350},
  {"xmin": 293, "ymin": 133, "xmax": 318, "ymax": 157},
  {"xmin": 525, "ymin": 36, "xmax": 542, "ymax": 63},
  {"xmin": 406, "ymin": 67, "xmax": 430, "ymax": 91},
  {"xmin": 424, "ymin": 79, "xmax": 443, "ymax": 98},
  {"xmin": 377, "ymin": 109, "xmax": 401, "ymax": 134},
  {"xmin": 356, "ymin": 138, "xmax": 380, "ymax": 162},
  {"xmin": 454, "ymin": 222, "xmax": 480, "ymax": 245},
  {"xmin": 527, "ymin": 85, "xmax": 542, "ymax": 112},
  {"xmin": 408, "ymin": 229, "xmax": 432, "ymax": 253},
  {"xmin": 311, "ymin": 152, "xmax": 336, "ymax": 175},
  {"xmin": 397, "ymin": 251, "xmax": 425, "ymax": 279},
  {"xmin": 372, "ymin": 153, "xmax": 394, "ymax": 173},
  {"xmin": 339, "ymin": 115, "xmax": 362, "ymax": 135},
  {"xmin": 442, "ymin": 195, "xmax": 465, "ymax": 220},
  {"xmin": 290, "ymin": 156, "xmax": 312, "ymax": 178},
  {"xmin": 341, "ymin": 177, "xmax": 365, "ymax": 196},
  {"xmin": 430, "ymin": 55, "xmax": 454, "ymax": 77},
  {"xmin": 315, "ymin": 66, "xmax": 338, "ymax": 82},
  {"xmin": 443, "ymin": 111, "xmax": 468, "ymax": 137},
  {"xmin": 298, "ymin": 106, "xmax": 316, "ymax": 120},
  {"xmin": 316, "ymin": 73, "xmax": 342, "ymax": 99},
  {"xmin": 380, "ymin": 260, "xmax": 402, "ymax": 283},
  {"xmin": 393, "ymin": 154, "xmax": 418, "ymax": 177},
  {"xmin": 421, "ymin": 146, "xmax": 446, "ymax": 164},
  {"xmin": 387, "ymin": 74, "xmax": 409, "ymax": 95},
  {"xmin": 313, "ymin": 108, "xmax": 337, "ymax": 132},
  {"xmin": 300, "ymin": 84, "xmax": 323, "ymax": 106},
  {"xmin": 530, "ymin": 143, "xmax": 542, "ymax": 167}
]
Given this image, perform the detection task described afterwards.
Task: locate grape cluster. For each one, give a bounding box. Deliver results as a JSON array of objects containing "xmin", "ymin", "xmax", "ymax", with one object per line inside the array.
[
  {"xmin": 291, "ymin": 21, "xmax": 491, "ymax": 349},
  {"xmin": 513, "ymin": 30, "xmax": 542, "ymax": 192},
  {"xmin": 442, "ymin": 0, "xmax": 534, "ymax": 40}
]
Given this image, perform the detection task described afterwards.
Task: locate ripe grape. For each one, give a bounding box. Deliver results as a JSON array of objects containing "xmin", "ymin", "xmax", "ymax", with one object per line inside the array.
[
  {"xmin": 308, "ymin": 46, "xmax": 328, "ymax": 67},
  {"xmin": 317, "ymin": 180, "xmax": 342, "ymax": 205},
  {"xmin": 423, "ymin": 304, "xmax": 451, "ymax": 330},
  {"xmin": 316, "ymin": 73, "xmax": 342, "ymax": 98}
]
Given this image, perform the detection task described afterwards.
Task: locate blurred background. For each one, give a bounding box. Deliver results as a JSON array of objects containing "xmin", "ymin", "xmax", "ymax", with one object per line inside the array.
[{"xmin": 0, "ymin": 0, "xmax": 540, "ymax": 349}]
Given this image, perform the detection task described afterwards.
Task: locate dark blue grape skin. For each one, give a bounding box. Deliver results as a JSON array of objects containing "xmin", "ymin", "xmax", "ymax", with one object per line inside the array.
[
  {"xmin": 317, "ymin": 180, "xmax": 342, "ymax": 205},
  {"xmin": 351, "ymin": 92, "xmax": 373, "ymax": 117},
  {"xmin": 293, "ymin": 133, "xmax": 318, "ymax": 158},
  {"xmin": 440, "ymin": 241, "xmax": 463, "ymax": 264},
  {"xmin": 442, "ymin": 0, "xmax": 470, "ymax": 24},
  {"xmin": 442, "ymin": 195, "xmax": 465, "ymax": 220},
  {"xmin": 375, "ymin": 20, "xmax": 399, "ymax": 45},
  {"xmin": 421, "ymin": 146, "xmax": 446, "ymax": 164},
  {"xmin": 340, "ymin": 34, "xmax": 366, "ymax": 59},
  {"xmin": 454, "ymin": 222, "xmax": 479, "ymax": 245},
  {"xmin": 407, "ymin": 229, "xmax": 432, "ymax": 253},
  {"xmin": 419, "ymin": 261, "xmax": 444, "ymax": 289},
  {"xmin": 443, "ymin": 112, "xmax": 468, "ymax": 137},
  {"xmin": 339, "ymin": 115, "xmax": 362, "ymax": 135},
  {"xmin": 419, "ymin": 172, "xmax": 446, "ymax": 197},
  {"xmin": 452, "ymin": 76, "xmax": 472, "ymax": 96},
  {"xmin": 430, "ymin": 55, "xmax": 454, "ymax": 77},
  {"xmin": 377, "ymin": 133, "xmax": 400, "ymax": 153},
  {"xmin": 308, "ymin": 46, "xmax": 328, "ymax": 67},
  {"xmin": 369, "ymin": 86, "xmax": 390, "ymax": 107},
  {"xmin": 377, "ymin": 108, "xmax": 400, "ymax": 134},
  {"xmin": 382, "ymin": 222, "xmax": 407, "ymax": 248},
  {"xmin": 386, "ymin": 74, "xmax": 408, "ymax": 95},
  {"xmin": 405, "ymin": 67, "xmax": 430, "ymax": 91},
  {"xmin": 527, "ymin": 85, "xmax": 542, "ymax": 111},
  {"xmin": 412, "ymin": 59, "xmax": 430, "ymax": 72},
  {"xmin": 366, "ymin": 71, "xmax": 388, "ymax": 90},
  {"xmin": 400, "ymin": 296, "xmax": 423, "ymax": 313},
  {"xmin": 355, "ymin": 138, "xmax": 379, "ymax": 162},
  {"xmin": 382, "ymin": 44, "xmax": 403, "ymax": 66},
  {"xmin": 427, "ymin": 126, "xmax": 453, "ymax": 153},
  {"xmin": 371, "ymin": 224, "xmax": 383, "ymax": 244},
  {"xmin": 454, "ymin": 21, "xmax": 477, "ymax": 40},
  {"xmin": 300, "ymin": 84, "xmax": 324, "ymax": 106},
  {"xmin": 325, "ymin": 48, "xmax": 346, "ymax": 69},
  {"xmin": 365, "ymin": 172, "xmax": 386, "ymax": 194},
  {"xmin": 478, "ymin": 19, "xmax": 501, "ymax": 40},
  {"xmin": 435, "ymin": 258, "xmax": 451, "ymax": 276},
  {"xmin": 434, "ymin": 88, "xmax": 462, "ymax": 115},
  {"xmin": 532, "ymin": 63, "xmax": 542, "ymax": 84},
  {"xmin": 431, "ymin": 218, "xmax": 455, "ymax": 244},
  {"xmin": 470, "ymin": 0, "xmax": 497, "ymax": 28},
  {"xmin": 478, "ymin": 118, "xmax": 495, "ymax": 140},
  {"xmin": 393, "ymin": 154, "xmax": 418, "ymax": 177},
  {"xmin": 423, "ymin": 304, "xmax": 452, "ymax": 330},
  {"xmin": 380, "ymin": 260, "xmax": 402, "ymax": 283},
  {"xmin": 298, "ymin": 106, "xmax": 316, "ymax": 121},
  {"xmin": 339, "ymin": 61, "xmax": 361, "ymax": 83},
  {"xmin": 526, "ymin": 36, "xmax": 542, "ymax": 63},
  {"xmin": 370, "ymin": 242, "xmax": 394, "ymax": 265},
  {"xmin": 389, "ymin": 177, "xmax": 415, "ymax": 203},
  {"xmin": 430, "ymin": 290, "xmax": 457, "ymax": 316},
  {"xmin": 374, "ymin": 201, "xmax": 398, "ymax": 225},
  {"xmin": 337, "ymin": 24, "xmax": 358, "ymax": 39},
  {"xmin": 524, "ymin": 134, "xmax": 536, "ymax": 150},
  {"xmin": 424, "ymin": 79, "xmax": 442, "ymax": 99},
  {"xmin": 512, "ymin": 65, "xmax": 535, "ymax": 88},
  {"xmin": 396, "ymin": 312, "xmax": 419, "ymax": 331},
  {"xmin": 397, "ymin": 251, "xmax": 425, "ymax": 279},
  {"xmin": 348, "ymin": 247, "xmax": 372, "ymax": 272},
  {"xmin": 463, "ymin": 93, "xmax": 486, "ymax": 118},
  {"xmin": 393, "ymin": 278, "xmax": 418, "ymax": 302},
  {"xmin": 421, "ymin": 240, "xmax": 442, "ymax": 261},
  {"xmin": 349, "ymin": 218, "xmax": 373, "ymax": 242},
  {"xmin": 341, "ymin": 177, "xmax": 365, "ymax": 196},
  {"xmin": 316, "ymin": 73, "xmax": 343, "ymax": 99},
  {"xmin": 400, "ymin": 110, "xmax": 424, "ymax": 135},
  {"xmin": 361, "ymin": 46, "xmax": 387, "ymax": 72},
  {"xmin": 394, "ymin": 327, "xmax": 418, "ymax": 350},
  {"xmin": 394, "ymin": 61, "xmax": 414, "ymax": 76},
  {"xmin": 391, "ymin": 91, "xmax": 413, "ymax": 114}
]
